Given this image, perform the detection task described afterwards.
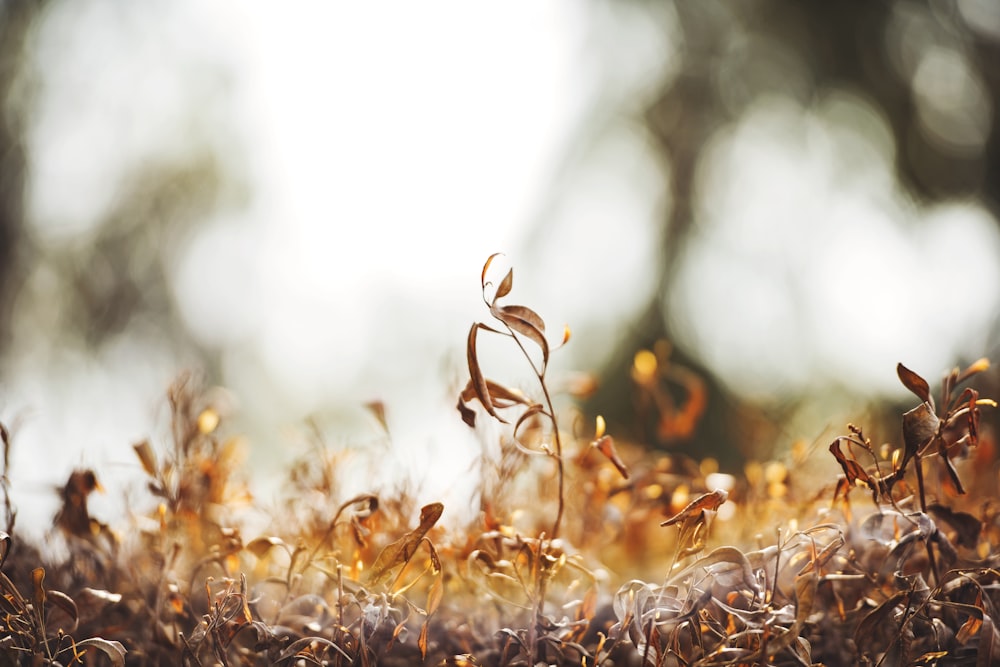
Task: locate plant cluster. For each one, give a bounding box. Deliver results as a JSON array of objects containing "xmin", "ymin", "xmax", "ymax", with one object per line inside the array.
[{"xmin": 0, "ymin": 255, "xmax": 997, "ymax": 666}]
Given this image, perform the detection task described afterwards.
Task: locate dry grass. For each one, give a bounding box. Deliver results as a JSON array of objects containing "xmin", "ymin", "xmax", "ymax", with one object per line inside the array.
[{"xmin": 0, "ymin": 257, "xmax": 997, "ymax": 666}]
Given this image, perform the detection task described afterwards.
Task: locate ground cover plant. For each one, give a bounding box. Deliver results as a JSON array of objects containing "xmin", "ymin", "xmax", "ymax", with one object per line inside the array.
[{"xmin": 0, "ymin": 255, "xmax": 998, "ymax": 666}]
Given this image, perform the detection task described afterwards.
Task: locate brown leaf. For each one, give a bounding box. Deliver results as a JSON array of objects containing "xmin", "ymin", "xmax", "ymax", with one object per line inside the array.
[
  {"xmin": 481, "ymin": 252, "xmax": 503, "ymax": 289},
  {"xmin": 368, "ymin": 502, "xmax": 444, "ymax": 586},
  {"xmin": 457, "ymin": 394, "xmax": 477, "ymax": 428},
  {"xmin": 956, "ymin": 591, "xmax": 984, "ymax": 643},
  {"xmin": 47, "ymin": 589, "xmax": 79, "ymax": 633},
  {"xmin": 364, "ymin": 401, "xmax": 389, "ymax": 432},
  {"xmin": 459, "ymin": 378, "xmax": 533, "ymax": 427},
  {"xmin": 829, "ymin": 440, "xmax": 875, "ymax": 495},
  {"xmin": 75, "ymin": 638, "xmax": 127, "ymax": 667},
  {"xmin": 466, "ymin": 324, "xmax": 503, "ymax": 423},
  {"xmin": 897, "ymin": 362, "xmax": 932, "ymax": 405},
  {"xmin": 854, "ymin": 591, "xmax": 908, "ymax": 652},
  {"xmin": 513, "ymin": 404, "xmax": 548, "ymax": 444},
  {"xmin": 493, "ymin": 304, "xmax": 549, "ymax": 366},
  {"xmin": 978, "ymin": 613, "xmax": 997, "ymax": 667},
  {"xmin": 593, "ymin": 435, "xmax": 629, "ymax": 480},
  {"xmin": 484, "ymin": 380, "xmax": 531, "ymax": 409},
  {"xmin": 418, "ymin": 621, "xmax": 430, "ymax": 660},
  {"xmin": 901, "ymin": 402, "xmax": 940, "ymax": 465},
  {"xmin": 660, "ymin": 489, "xmax": 728, "ymax": 527},
  {"xmin": 133, "ymin": 440, "xmax": 158, "ymax": 477},
  {"xmin": 495, "ymin": 268, "xmax": 513, "ymax": 300},
  {"xmin": 32, "ymin": 567, "xmax": 46, "ymax": 609},
  {"xmin": 928, "ymin": 503, "xmax": 981, "ymax": 549},
  {"xmin": 245, "ymin": 536, "xmax": 288, "ymax": 559},
  {"xmin": 426, "ymin": 576, "xmax": 443, "ymax": 616},
  {"xmin": 940, "ymin": 447, "xmax": 967, "ymax": 495}
]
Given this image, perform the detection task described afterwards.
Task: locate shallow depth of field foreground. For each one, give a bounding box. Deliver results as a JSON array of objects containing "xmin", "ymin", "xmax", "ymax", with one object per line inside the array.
[{"xmin": 1, "ymin": 257, "xmax": 999, "ymax": 667}]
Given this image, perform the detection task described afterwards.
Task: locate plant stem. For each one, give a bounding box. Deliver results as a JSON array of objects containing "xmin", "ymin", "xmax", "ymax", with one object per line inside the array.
[
  {"xmin": 505, "ymin": 327, "xmax": 565, "ymax": 541},
  {"xmin": 539, "ymin": 380, "xmax": 565, "ymax": 541}
]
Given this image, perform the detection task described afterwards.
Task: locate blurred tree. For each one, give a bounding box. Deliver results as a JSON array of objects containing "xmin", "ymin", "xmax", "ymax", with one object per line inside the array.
[
  {"xmin": 0, "ymin": 0, "xmax": 43, "ymax": 351},
  {"xmin": 587, "ymin": 0, "xmax": 1000, "ymax": 464}
]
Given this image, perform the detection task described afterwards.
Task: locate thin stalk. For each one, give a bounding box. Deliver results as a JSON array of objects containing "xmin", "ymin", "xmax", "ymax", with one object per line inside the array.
[{"xmin": 504, "ymin": 327, "xmax": 565, "ymax": 540}]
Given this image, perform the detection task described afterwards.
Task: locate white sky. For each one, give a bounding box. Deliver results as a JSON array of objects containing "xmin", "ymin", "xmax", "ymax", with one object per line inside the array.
[
  {"xmin": 8, "ymin": 0, "xmax": 674, "ymax": 533},
  {"xmin": 5, "ymin": 0, "xmax": 998, "ymax": 537}
]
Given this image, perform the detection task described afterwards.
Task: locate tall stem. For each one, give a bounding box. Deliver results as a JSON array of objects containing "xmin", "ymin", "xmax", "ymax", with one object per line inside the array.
[
  {"xmin": 506, "ymin": 328, "xmax": 564, "ymax": 541},
  {"xmin": 539, "ymin": 381, "xmax": 564, "ymax": 541}
]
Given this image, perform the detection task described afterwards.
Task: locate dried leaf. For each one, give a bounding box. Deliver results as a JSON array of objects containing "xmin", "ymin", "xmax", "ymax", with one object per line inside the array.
[
  {"xmin": 902, "ymin": 403, "xmax": 940, "ymax": 460},
  {"xmin": 368, "ymin": 502, "xmax": 444, "ymax": 586},
  {"xmin": 47, "ymin": 589, "xmax": 79, "ymax": 633},
  {"xmin": 364, "ymin": 401, "xmax": 389, "ymax": 432},
  {"xmin": 75, "ymin": 638, "xmax": 127, "ymax": 667},
  {"xmin": 277, "ymin": 636, "xmax": 352, "ymax": 662},
  {"xmin": 426, "ymin": 576, "xmax": 443, "ymax": 616},
  {"xmin": 481, "ymin": 252, "xmax": 504, "ymax": 290},
  {"xmin": 978, "ymin": 613, "xmax": 997, "ymax": 667},
  {"xmin": 956, "ymin": 591, "xmax": 984, "ymax": 643},
  {"xmin": 513, "ymin": 404, "xmax": 548, "ymax": 444},
  {"xmin": 958, "ymin": 357, "xmax": 990, "ymax": 384},
  {"xmin": 927, "ymin": 503, "xmax": 981, "ymax": 549},
  {"xmin": 456, "ymin": 392, "xmax": 477, "ymax": 427},
  {"xmin": 829, "ymin": 440, "xmax": 876, "ymax": 496},
  {"xmin": 494, "ymin": 304, "xmax": 549, "ymax": 366},
  {"xmin": 466, "ymin": 324, "xmax": 503, "ymax": 423},
  {"xmin": 419, "ymin": 621, "xmax": 430, "ymax": 660},
  {"xmin": 687, "ymin": 545, "xmax": 759, "ymax": 595},
  {"xmin": 595, "ymin": 415, "xmax": 606, "ymax": 439},
  {"xmin": 246, "ymin": 536, "xmax": 288, "ymax": 559},
  {"xmin": 31, "ymin": 567, "xmax": 45, "ymax": 609},
  {"xmin": 939, "ymin": 449, "xmax": 967, "ymax": 496},
  {"xmin": 495, "ymin": 268, "xmax": 513, "ymax": 300},
  {"xmin": 854, "ymin": 590, "xmax": 908, "ymax": 651},
  {"xmin": 897, "ymin": 362, "xmax": 932, "ymax": 405},
  {"xmin": 593, "ymin": 435, "xmax": 629, "ymax": 480},
  {"xmin": 133, "ymin": 440, "xmax": 158, "ymax": 477},
  {"xmin": 660, "ymin": 489, "xmax": 728, "ymax": 527},
  {"xmin": 484, "ymin": 380, "xmax": 531, "ymax": 409}
]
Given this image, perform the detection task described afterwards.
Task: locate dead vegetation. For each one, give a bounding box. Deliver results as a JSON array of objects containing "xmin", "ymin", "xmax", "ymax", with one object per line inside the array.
[{"xmin": 0, "ymin": 255, "xmax": 998, "ymax": 666}]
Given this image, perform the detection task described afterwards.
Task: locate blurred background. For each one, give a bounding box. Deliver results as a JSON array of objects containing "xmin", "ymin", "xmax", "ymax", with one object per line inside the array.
[{"xmin": 1, "ymin": 0, "xmax": 999, "ymax": 538}]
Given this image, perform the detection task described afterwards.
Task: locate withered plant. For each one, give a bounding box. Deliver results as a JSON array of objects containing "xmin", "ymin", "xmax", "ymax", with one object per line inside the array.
[{"xmin": 1, "ymin": 256, "xmax": 1000, "ymax": 666}]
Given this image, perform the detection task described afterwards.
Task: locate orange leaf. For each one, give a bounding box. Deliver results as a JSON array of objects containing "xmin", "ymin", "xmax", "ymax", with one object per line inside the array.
[
  {"xmin": 660, "ymin": 489, "xmax": 728, "ymax": 527},
  {"xmin": 481, "ymin": 252, "xmax": 503, "ymax": 290},
  {"xmin": 593, "ymin": 435, "xmax": 629, "ymax": 480}
]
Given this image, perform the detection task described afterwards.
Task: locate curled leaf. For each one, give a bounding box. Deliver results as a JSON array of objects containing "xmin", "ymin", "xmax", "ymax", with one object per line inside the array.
[
  {"xmin": 957, "ymin": 357, "xmax": 990, "ymax": 384},
  {"xmin": 466, "ymin": 324, "xmax": 503, "ymax": 423},
  {"xmin": 829, "ymin": 440, "xmax": 876, "ymax": 497},
  {"xmin": 901, "ymin": 402, "xmax": 940, "ymax": 464},
  {"xmin": 592, "ymin": 435, "xmax": 629, "ymax": 480},
  {"xmin": 897, "ymin": 362, "xmax": 932, "ymax": 405},
  {"xmin": 133, "ymin": 440, "xmax": 158, "ymax": 477},
  {"xmin": 246, "ymin": 536, "xmax": 288, "ymax": 559},
  {"xmin": 660, "ymin": 489, "xmax": 728, "ymax": 527},
  {"xmin": 494, "ymin": 304, "xmax": 549, "ymax": 367},
  {"xmin": 368, "ymin": 502, "xmax": 444, "ymax": 586},
  {"xmin": 481, "ymin": 252, "xmax": 503, "ymax": 289},
  {"xmin": 75, "ymin": 638, "xmax": 127, "ymax": 667},
  {"xmin": 495, "ymin": 268, "xmax": 513, "ymax": 300}
]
